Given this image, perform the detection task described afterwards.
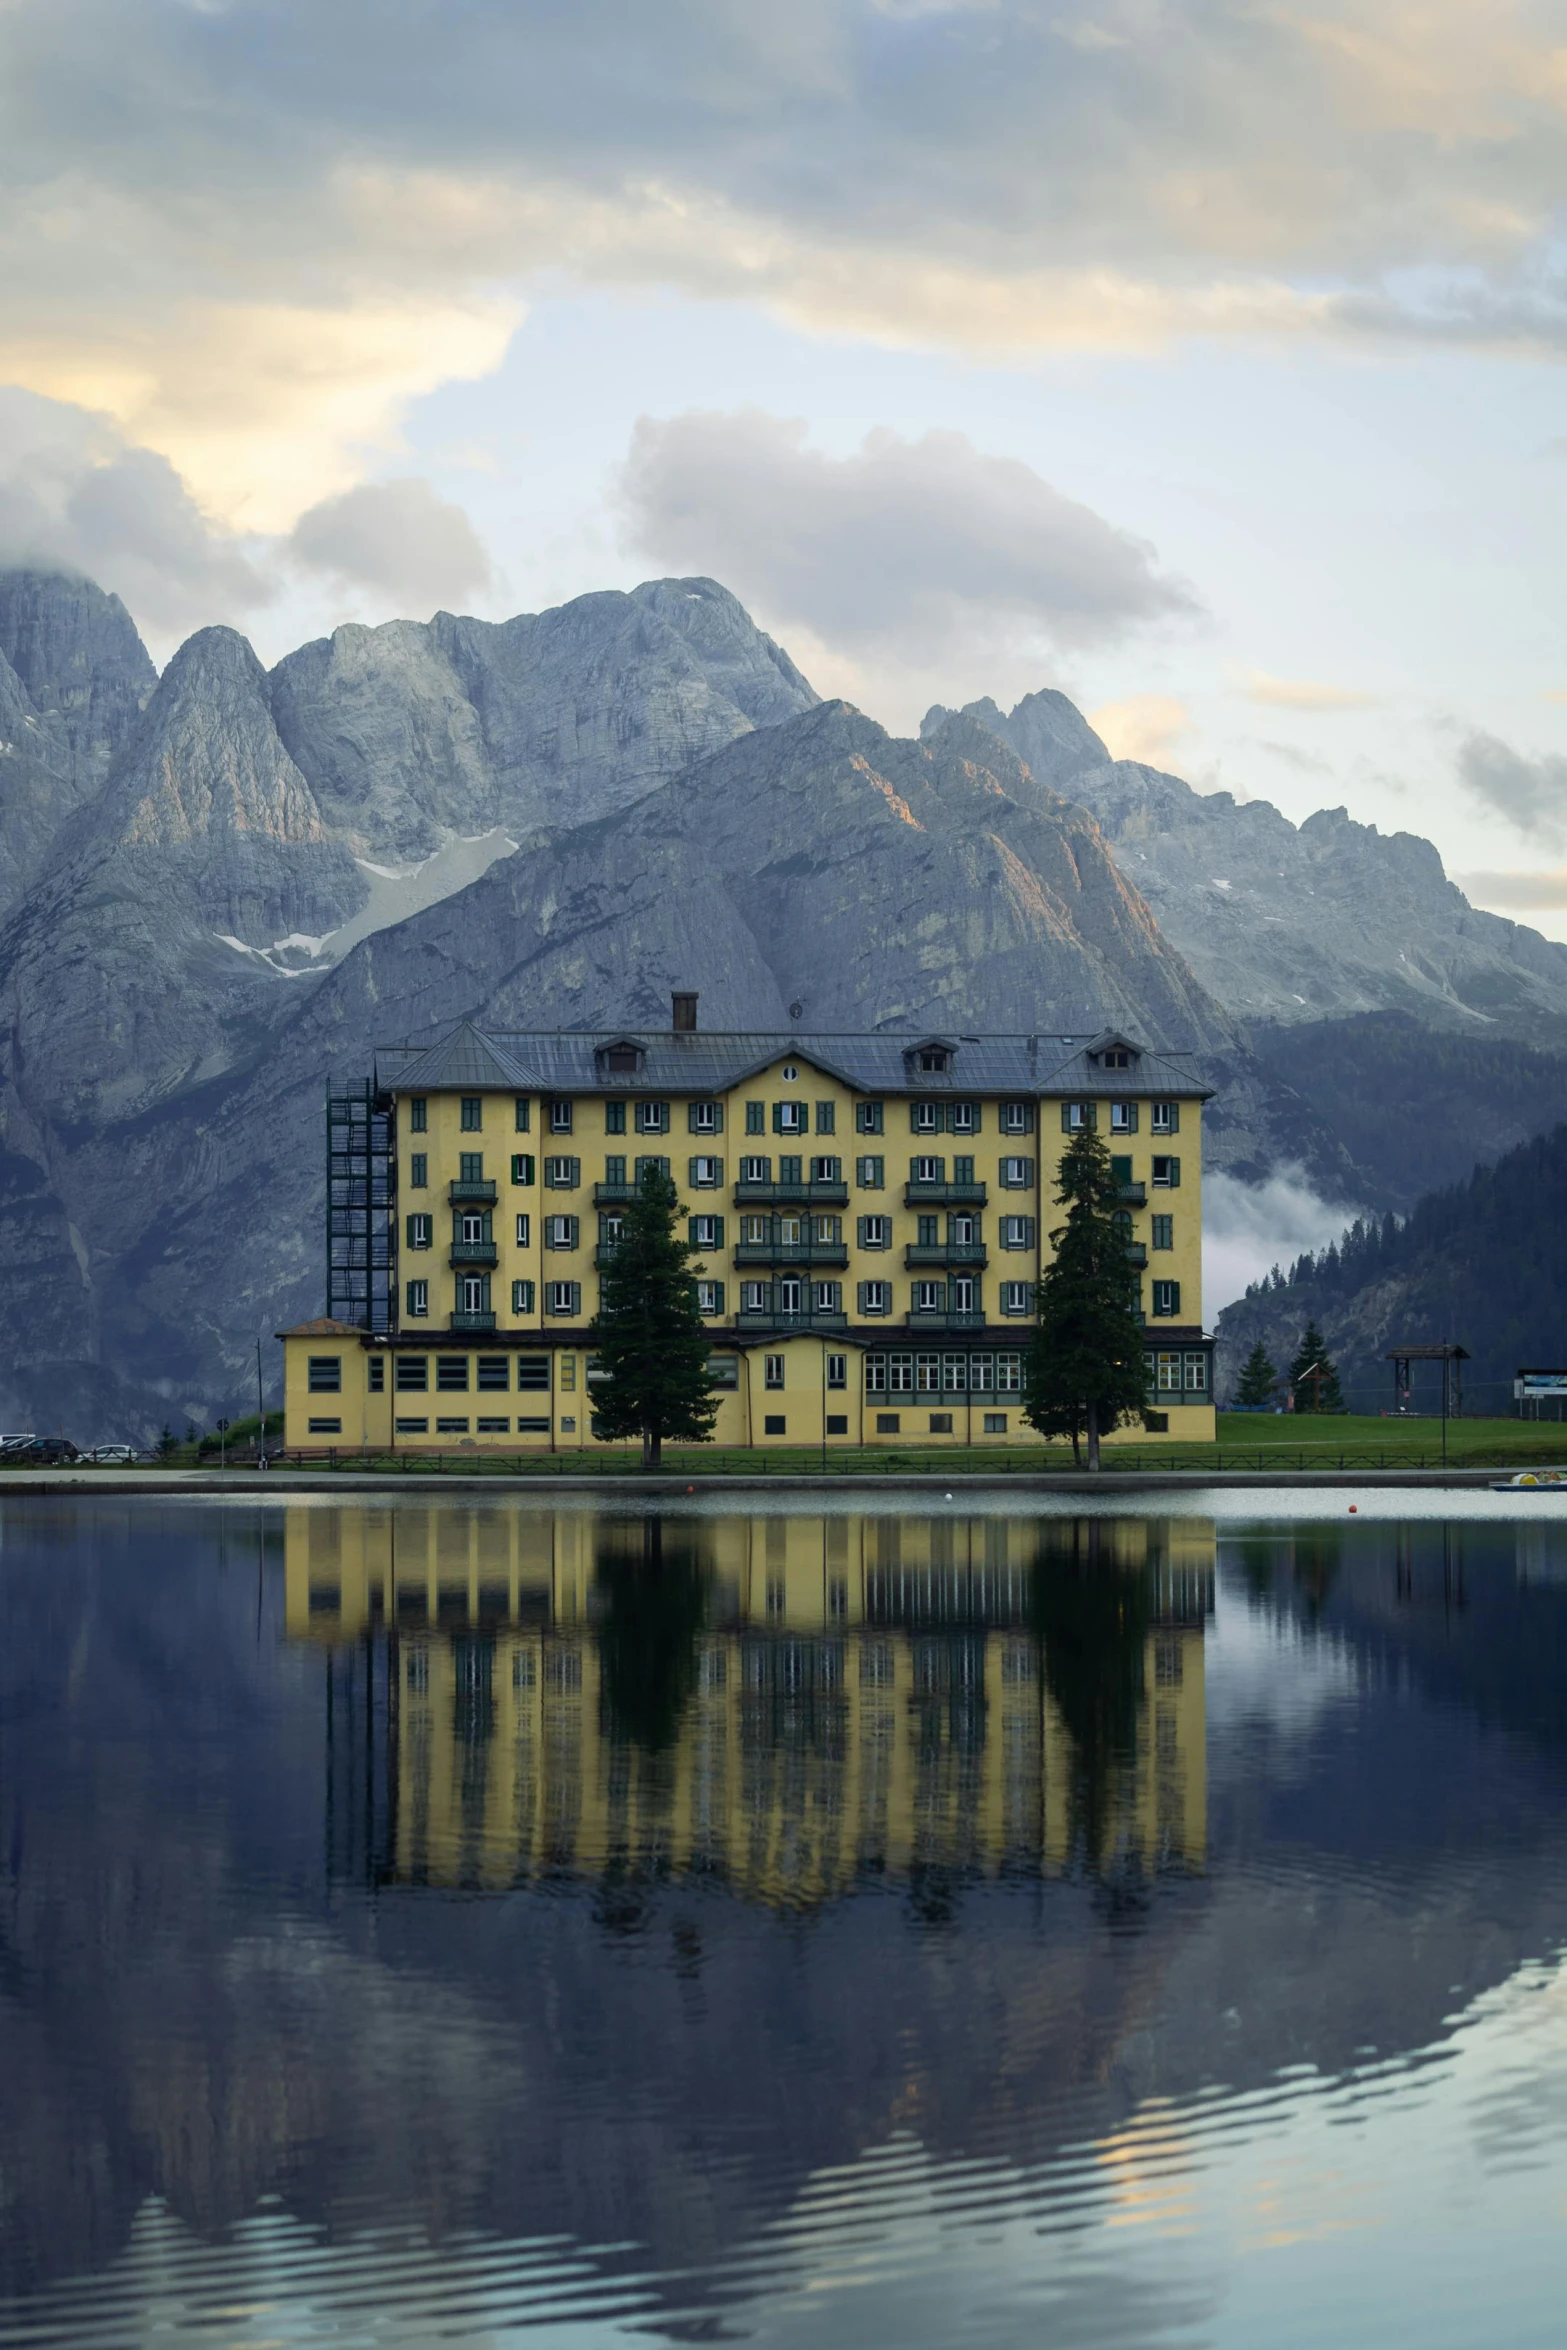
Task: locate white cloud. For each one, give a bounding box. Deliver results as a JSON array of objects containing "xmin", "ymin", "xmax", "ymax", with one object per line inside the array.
[
  {"xmin": 617, "ymin": 409, "xmax": 1197, "ymax": 678},
  {"xmin": 1242, "ymin": 672, "xmax": 1379, "ymax": 712},
  {"xmin": 1204, "ymin": 1168, "xmax": 1359, "ymax": 1316},
  {"xmin": 1456, "ymin": 731, "xmax": 1567, "ymax": 850},
  {"xmin": 1087, "ymin": 693, "xmax": 1194, "ymax": 768},
  {"xmin": 0, "ymin": 388, "xmax": 269, "ymax": 632},
  {"xmin": 288, "ymin": 478, "xmax": 493, "ymax": 613}
]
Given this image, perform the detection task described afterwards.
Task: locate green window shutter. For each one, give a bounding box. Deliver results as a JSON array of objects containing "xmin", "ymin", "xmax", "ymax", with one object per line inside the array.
[
  {"xmin": 409, "ymin": 1097, "xmax": 427, "ymax": 1133},
  {"xmin": 512, "ymin": 1279, "xmax": 534, "ymax": 1313},
  {"xmin": 605, "ymin": 1101, "xmax": 626, "ymax": 1134},
  {"xmin": 514, "ymin": 1099, "xmax": 531, "ymax": 1133},
  {"xmin": 856, "ymin": 1101, "xmax": 883, "ymax": 1135},
  {"xmin": 410, "ymin": 1153, "xmax": 427, "ymax": 1187},
  {"xmin": 569, "ymin": 1282, "xmax": 582, "ymax": 1316},
  {"xmin": 1169, "ymin": 1157, "xmax": 1181, "ymax": 1187},
  {"xmin": 567, "ymin": 1215, "xmax": 580, "ymax": 1249},
  {"xmin": 815, "ymin": 1101, "xmax": 836, "ymax": 1134},
  {"xmin": 746, "ymin": 1101, "xmax": 765, "ymax": 1134},
  {"xmin": 1171, "ymin": 1281, "xmax": 1181, "ymax": 1315},
  {"xmin": 511, "ymin": 1153, "xmax": 535, "ymax": 1185},
  {"xmin": 1110, "ymin": 1154, "xmax": 1132, "ymax": 1183},
  {"xmin": 857, "ymin": 1155, "xmax": 884, "ymax": 1188},
  {"xmin": 1168, "ymin": 1104, "xmax": 1181, "ymax": 1134},
  {"xmin": 954, "ymin": 1155, "xmax": 975, "ymax": 1183},
  {"xmin": 461, "ymin": 1095, "xmax": 482, "ymax": 1131}
]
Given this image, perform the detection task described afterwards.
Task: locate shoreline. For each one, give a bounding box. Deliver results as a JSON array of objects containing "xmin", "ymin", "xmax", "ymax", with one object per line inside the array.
[{"xmin": 0, "ymin": 1466, "xmax": 1548, "ymax": 1496}]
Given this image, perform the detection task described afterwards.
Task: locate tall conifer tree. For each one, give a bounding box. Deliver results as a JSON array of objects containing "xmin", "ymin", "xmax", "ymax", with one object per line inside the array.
[
  {"xmin": 1023, "ymin": 1121, "xmax": 1151, "ymax": 1470},
  {"xmin": 1235, "ymin": 1339, "xmax": 1278, "ymax": 1409},
  {"xmin": 1288, "ymin": 1320, "xmax": 1345, "ymax": 1413},
  {"xmin": 589, "ymin": 1163, "xmax": 718, "ymax": 1468}
]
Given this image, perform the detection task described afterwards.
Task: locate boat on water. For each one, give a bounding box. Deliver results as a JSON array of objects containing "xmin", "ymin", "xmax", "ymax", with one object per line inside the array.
[{"xmin": 1492, "ymin": 1468, "xmax": 1567, "ymax": 1490}]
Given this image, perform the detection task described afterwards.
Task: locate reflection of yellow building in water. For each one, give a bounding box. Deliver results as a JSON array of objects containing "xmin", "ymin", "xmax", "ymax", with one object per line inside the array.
[{"xmin": 287, "ymin": 1506, "xmax": 1211, "ymax": 1901}]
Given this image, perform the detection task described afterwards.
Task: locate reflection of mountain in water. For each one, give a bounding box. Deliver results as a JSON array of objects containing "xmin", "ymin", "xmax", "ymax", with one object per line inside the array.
[{"xmin": 287, "ymin": 1507, "xmax": 1213, "ymax": 1902}]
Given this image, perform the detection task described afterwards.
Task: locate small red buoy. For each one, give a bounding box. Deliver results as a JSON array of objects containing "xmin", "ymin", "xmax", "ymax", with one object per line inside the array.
[
  {"xmin": 1349, "ymin": 1504, "xmax": 1358, "ymax": 1513},
  {"xmin": 687, "ymin": 1485, "xmax": 695, "ymax": 1494}
]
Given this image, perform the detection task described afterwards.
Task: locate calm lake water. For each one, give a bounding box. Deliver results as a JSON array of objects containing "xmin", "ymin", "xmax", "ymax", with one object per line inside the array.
[{"xmin": 0, "ymin": 1490, "xmax": 1565, "ymax": 2347}]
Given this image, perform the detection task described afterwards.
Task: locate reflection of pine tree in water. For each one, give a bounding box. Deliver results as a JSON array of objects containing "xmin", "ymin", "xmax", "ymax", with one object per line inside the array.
[
  {"xmin": 1291, "ymin": 1529, "xmax": 1343, "ymax": 1617},
  {"xmin": 593, "ymin": 1517, "xmax": 711, "ymax": 1754},
  {"xmin": 1029, "ymin": 1523, "xmax": 1153, "ymax": 1882},
  {"xmin": 1233, "ymin": 1535, "xmax": 1284, "ymax": 1601}
]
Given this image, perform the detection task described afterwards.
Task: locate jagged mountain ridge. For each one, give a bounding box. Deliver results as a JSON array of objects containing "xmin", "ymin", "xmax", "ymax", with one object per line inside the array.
[{"xmin": 933, "ymin": 691, "xmax": 1567, "ymax": 1035}]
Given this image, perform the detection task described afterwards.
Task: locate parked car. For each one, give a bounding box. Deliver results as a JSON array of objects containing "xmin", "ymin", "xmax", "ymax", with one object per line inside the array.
[
  {"xmin": 0, "ymin": 1437, "xmax": 79, "ymax": 1464},
  {"xmin": 80, "ymin": 1444, "xmax": 139, "ymax": 1464}
]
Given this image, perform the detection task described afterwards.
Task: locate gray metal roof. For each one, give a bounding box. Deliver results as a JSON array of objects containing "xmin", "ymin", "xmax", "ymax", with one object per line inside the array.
[{"xmin": 377, "ymin": 1020, "xmax": 1213, "ymax": 1101}]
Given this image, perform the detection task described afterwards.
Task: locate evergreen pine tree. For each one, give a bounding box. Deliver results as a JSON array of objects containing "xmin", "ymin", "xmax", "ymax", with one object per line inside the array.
[
  {"xmin": 1023, "ymin": 1121, "xmax": 1151, "ymax": 1469},
  {"xmin": 588, "ymin": 1162, "xmax": 719, "ymax": 1468},
  {"xmin": 1234, "ymin": 1339, "xmax": 1278, "ymax": 1409},
  {"xmin": 1288, "ymin": 1320, "xmax": 1345, "ymax": 1413}
]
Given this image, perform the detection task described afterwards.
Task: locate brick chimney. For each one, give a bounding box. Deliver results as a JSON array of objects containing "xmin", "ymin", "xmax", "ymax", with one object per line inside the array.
[{"xmin": 672, "ymin": 991, "xmax": 698, "ymax": 1033}]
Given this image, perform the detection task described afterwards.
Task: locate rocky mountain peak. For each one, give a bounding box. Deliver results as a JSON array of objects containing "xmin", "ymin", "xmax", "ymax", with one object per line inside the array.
[{"xmin": 0, "ymin": 568, "xmax": 155, "ymax": 788}]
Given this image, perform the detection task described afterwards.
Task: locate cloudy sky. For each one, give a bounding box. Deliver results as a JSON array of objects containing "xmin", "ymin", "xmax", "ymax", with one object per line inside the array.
[{"xmin": 5, "ymin": 0, "xmax": 1567, "ymax": 925}]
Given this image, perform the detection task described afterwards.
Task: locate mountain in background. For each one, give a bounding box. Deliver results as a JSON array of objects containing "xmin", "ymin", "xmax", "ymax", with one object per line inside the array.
[
  {"xmin": 1, "ymin": 567, "xmax": 1564, "ymax": 1437},
  {"xmin": 1211, "ymin": 1124, "xmax": 1567, "ymax": 1415}
]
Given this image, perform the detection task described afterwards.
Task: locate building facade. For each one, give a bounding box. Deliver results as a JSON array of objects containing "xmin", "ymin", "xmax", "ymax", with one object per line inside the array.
[{"xmin": 281, "ymin": 1000, "xmax": 1215, "ymax": 1450}]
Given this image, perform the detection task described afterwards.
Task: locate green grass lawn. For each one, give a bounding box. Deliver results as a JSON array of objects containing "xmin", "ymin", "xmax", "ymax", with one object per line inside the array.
[{"xmin": 220, "ymin": 1411, "xmax": 1567, "ymax": 1476}]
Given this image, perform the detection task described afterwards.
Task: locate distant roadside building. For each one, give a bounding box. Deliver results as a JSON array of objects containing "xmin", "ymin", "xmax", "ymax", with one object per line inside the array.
[{"xmin": 279, "ymin": 996, "xmax": 1215, "ymax": 1452}]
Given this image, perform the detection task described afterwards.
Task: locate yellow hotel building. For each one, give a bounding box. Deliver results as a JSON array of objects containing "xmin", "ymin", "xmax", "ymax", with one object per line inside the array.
[
  {"xmin": 281, "ymin": 995, "xmax": 1214, "ymax": 1452},
  {"xmin": 285, "ymin": 1505, "xmax": 1212, "ymax": 1897}
]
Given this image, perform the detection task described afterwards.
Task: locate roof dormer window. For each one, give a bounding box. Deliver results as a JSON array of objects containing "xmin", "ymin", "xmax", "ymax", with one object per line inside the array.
[
  {"xmin": 1101, "ymin": 1048, "xmax": 1131, "ymax": 1070},
  {"xmin": 597, "ymin": 1037, "xmax": 645, "ymax": 1076}
]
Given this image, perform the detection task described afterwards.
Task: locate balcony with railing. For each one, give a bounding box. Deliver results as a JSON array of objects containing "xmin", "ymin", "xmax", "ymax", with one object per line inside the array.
[
  {"xmin": 903, "ymin": 1180, "xmax": 988, "ymax": 1207},
  {"xmin": 449, "ymin": 1179, "xmax": 498, "ymax": 1205},
  {"xmin": 733, "ymin": 1178, "xmax": 850, "ymax": 1209},
  {"xmin": 449, "ymin": 1240, "xmax": 498, "ymax": 1267},
  {"xmin": 593, "ymin": 1182, "xmax": 637, "ymax": 1205},
  {"xmin": 1124, "ymin": 1241, "xmax": 1148, "ymax": 1268},
  {"xmin": 904, "ymin": 1309, "xmax": 988, "ymax": 1330},
  {"xmin": 733, "ymin": 1241, "xmax": 850, "ymax": 1268},
  {"xmin": 735, "ymin": 1308, "xmax": 850, "ymax": 1334},
  {"xmin": 1117, "ymin": 1181, "xmax": 1146, "ymax": 1208},
  {"xmin": 450, "ymin": 1310, "xmax": 497, "ymax": 1332},
  {"xmin": 904, "ymin": 1242, "xmax": 988, "ymax": 1268}
]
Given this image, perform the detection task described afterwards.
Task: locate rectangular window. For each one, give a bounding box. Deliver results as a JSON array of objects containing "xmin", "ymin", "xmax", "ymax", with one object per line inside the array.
[
  {"xmin": 409, "ymin": 1097, "xmax": 428, "ymax": 1132},
  {"xmin": 912, "ymin": 1101, "xmax": 942, "ymax": 1134},
  {"xmin": 1152, "ymin": 1214, "xmax": 1174, "ymax": 1250},
  {"xmin": 516, "ymin": 1356, "xmax": 550, "ymax": 1390},
  {"xmin": 547, "ymin": 1281, "xmax": 581, "ymax": 1316},
  {"xmin": 763, "ymin": 1415, "xmax": 787, "ymax": 1436},
  {"xmin": 635, "ymin": 1101, "xmax": 669, "ymax": 1134},
  {"xmin": 696, "ymin": 1279, "xmax": 725, "ymax": 1316},
  {"xmin": 707, "ymin": 1354, "xmax": 740, "ymax": 1389},
  {"xmin": 887, "ymin": 1353, "xmax": 915, "ymax": 1393},
  {"xmin": 634, "ymin": 1154, "xmax": 671, "ymax": 1183},
  {"xmin": 512, "ymin": 1279, "xmax": 535, "ymax": 1314},
  {"xmin": 814, "ymin": 1281, "xmax": 843, "ymax": 1312},
  {"xmin": 461, "ymin": 1096, "xmax": 482, "ymax": 1131},
  {"xmin": 1151, "ymin": 1101, "xmax": 1179, "ymax": 1135},
  {"xmin": 688, "ymin": 1100, "xmax": 722, "ymax": 1134},
  {"xmin": 953, "ymin": 1155, "xmax": 975, "ymax": 1185},
  {"xmin": 951, "ymin": 1101, "xmax": 978, "ymax": 1134},
  {"xmin": 764, "ymin": 1354, "xmax": 785, "ymax": 1389},
  {"xmin": 983, "ymin": 1412, "xmax": 1007, "ymax": 1434},
  {"xmin": 779, "ymin": 1155, "xmax": 802, "ymax": 1184},
  {"xmin": 1000, "ymin": 1215, "xmax": 1035, "ymax": 1249},
  {"xmin": 912, "ymin": 1156, "xmax": 943, "ymax": 1184},
  {"xmin": 367, "ymin": 1356, "xmax": 385, "ymax": 1391},
  {"xmin": 476, "ymin": 1356, "xmax": 509, "ymax": 1391},
  {"xmin": 308, "ymin": 1416, "xmax": 342, "ymax": 1435},
  {"xmin": 1062, "ymin": 1101, "xmax": 1096, "ymax": 1132},
  {"xmin": 859, "ymin": 1215, "xmax": 890, "ymax": 1249},
  {"xmin": 745, "ymin": 1101, "xmax": 765, "ymax": 1134},
  {"xmin": 436, "ymin": 1417, "xmax": 470, "ymax": 1435},
  {"xmin": 864, "ymin": 1356, "xmax": 887, "ymax": 1392},
  {"xmin": 969, "ymin": 1353, "xmax": 994, "ymax": 1391},
  {"xmin": 544, "ymin": 1156, "xmax": 580, "ymax": 1188},
  {"xmin": 514, "ymin": 1098, "xmax": 531, "ymax": 1133},
  {"xmin": 1184, "ymin": 1352, "xmax": 1208, "ymax": 1392},
  {"xmin": 826, "ymin": 1353, "xmax": 847, "ymax": 1389},
  {"xmin": 858, "ymin": 1280, "xmax": 891, "ymax": 1316},
  {"xmin": 604, "ymin": 1100, "xmax": 626, "ymax": 1134},
  {"xmin": 409, "ymin": 1153, "xmax": 427, "ymax": 1188},
  {"xmin": 773, "ymin": 1101, "xmax": 805, "ymax": 1135},
  {"xmin": 548, "ymin": 1100, "xmax": 573, "ymax": 1134},
  {"xmin": 406, "ymin": 1280, "xmax": 428, "ymax": 1318},
  {"xmin": 810, "ymin": 1155, "xmax": 841, "ymax": 1183},
  {"xmin": 857, "ymin": 1155, "xmax": 884, "ymax": 1188},
  {"xmin": 394, "ymin": 1416, "xmax": 429, "ymax": 1435},
  {"xmin": 856, "ymin": 1101, "xmax": 884, "ymax": 1135},
  {"xmin": 477, "ymin": 1417, "xmax": 510, "ymax": 1434},
  {"xmin": 1154, "ymin": 1350, "xmax": 1180, "ymax": 1392},
  {"xmin": 307, "ymin": 1356, "xmax": 342, "ymax": 1392},
  {"xmin": 406, "ymin": 1212, "xmax": 432, "ymax": 1249},
  {"xmin": 690, "ymin": 1214, "xmax": 724, "ymax": 1248},
  {"xmin": 1000, "ymin": 1281, "xmax": 1032, "ymax": 1316},
  {"xmin": 1001, "ymin": 1100, "xmax": 1034, "ymax": 1134},
  {"xmin": 436, "ymin": 1356, "xmax": 468, "ymax": 1391},
  {"xmin": 459, "ymin": 1152, "xmax": 484, "ymax": 1183},
  {"xmin": 515, "ymin": 1212, "xmax": 531, "ymax": 1246},
  {"xmin": 778, "ymin": 1275, "xmax": 803, "ymax": 1313},
  {"xmin": 876, "ymin": 1413, "xmax": 901, "ymax": 1434},
  {"xmin": 951, "ymin": 1275, "xmax": 977, "ymax": 1313},
  {"xmin": 814, "ymin": 1101, "xmax": 836, "ymax": 1134},
  {"xmin": 1152, "ymin": 1280, "xmax": 1182, "ymax": 1317},
  {"xmin": 1000, "ymin": 1157, "xmax": 1034, "ymax": 1189},
  {"xmin": 740, "ymin": 1154, "xmax": 770, "ymax": 1182},
  {"xmin": 997, "ymin": 1353, "xmax": 1023, "ymax": 1392},
  {"xmin": 826, "ymin": 1414, "xmax": 848, "ymax": 1437},
  {"xmin": 690, "ymin": 1155, "xmax": 722, "ymax": 1187},
  {"xmin": 1110, "ymin": 1101, "xmax": 1138, "ymax": 1134},
  {"xmin": 929, "ymin": 1413, "xmax": 953, "ymax": 1435},
  {"xmin": 914, "ymin": 1280, "xmax": 945, "ymax": 1312},
  {"xmin": 1152, "ymin": 1155, "xmax": 1181, "ymax": 1188},
  {"xmin": 604, "ymin": 1155, "xmax": 627, "ymax": 1186},
  {"xmin": 395, "ymin": 1356, "xmax": 428, "ymax": 1390},
  {"xmin": 917, "ymin": 1213, "xmax": 938, "ymax": 1246},
  {"xmin": 950, "ymin": 1213, "xmax": 977, "ymax": 1244},
  {"xmin": 545, "ymin": 1214, "xmax": 579, "ymax": 1249},
  {"xmin": 740, "ymin": 1279, "xmax": 767, "ymax": 1311}
]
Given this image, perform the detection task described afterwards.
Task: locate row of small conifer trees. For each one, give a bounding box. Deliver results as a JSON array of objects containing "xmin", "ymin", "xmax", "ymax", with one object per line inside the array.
[{"xmin": 1234, "ymin": 1325, "xmax": 1346, "ymax": 1413}]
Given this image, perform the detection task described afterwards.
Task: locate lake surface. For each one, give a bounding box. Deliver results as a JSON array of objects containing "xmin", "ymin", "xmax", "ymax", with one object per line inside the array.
[{"xmin": 0, "ymin": 1492, "xmax": 1565, "ymax": 2347}]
